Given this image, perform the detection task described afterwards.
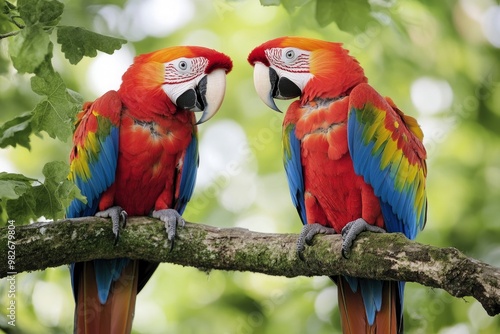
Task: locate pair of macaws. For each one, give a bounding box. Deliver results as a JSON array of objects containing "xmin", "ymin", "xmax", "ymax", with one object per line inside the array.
[{"xmin": 67, "ymin": 37, "xmax": 427, "ymax": 333}]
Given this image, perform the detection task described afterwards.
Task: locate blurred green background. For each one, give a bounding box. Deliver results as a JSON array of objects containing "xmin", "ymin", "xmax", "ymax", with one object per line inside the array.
[{"xmin": 1, "ymin": 0, "xmax": 500, "ymax": 333}]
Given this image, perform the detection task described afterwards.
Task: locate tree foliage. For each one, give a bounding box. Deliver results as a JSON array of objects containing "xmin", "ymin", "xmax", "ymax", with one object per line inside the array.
[
  {"xmin": 1, "ymin": 0, "xmax": 499, "ymax": 333},
  {"xmin": 0, "ymin": 0, "xmax": 124, "ymax": 223}
]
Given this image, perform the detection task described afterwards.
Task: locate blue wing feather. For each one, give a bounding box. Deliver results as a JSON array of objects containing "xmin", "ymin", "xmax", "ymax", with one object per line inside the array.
[
  {"xmin": 67, "ymin": 127, "xmax": 119, "ymax": 219},
  {"xmin": 175, "ymin": 133, "xmax": 199, "ymax": 215},
  {"xmin": 347, "ymin": 87, "xmax": 426, "ymax": 238},
  {"xmin": 346, "ymin": 84, "xmax": 427, "ymax": 326},
  {"xmin": 283, "ymin": 124, "xmax": 307, "ymax": 224},
  {"xmin": 66, "ymin": 92, "xmax": 124, "ymax": 304}
]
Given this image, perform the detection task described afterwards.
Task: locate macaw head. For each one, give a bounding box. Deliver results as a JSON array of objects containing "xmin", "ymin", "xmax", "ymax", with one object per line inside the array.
[
  {"xmin": 120, "ymin": 46, "xmax": 233, "ymax": 124},
  {"xmin": 248, "ymin": 36, "xmax": 366, "ymax": 112}
]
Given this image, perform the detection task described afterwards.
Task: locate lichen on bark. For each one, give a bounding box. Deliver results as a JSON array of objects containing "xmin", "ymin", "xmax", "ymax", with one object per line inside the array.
[{"xmin": 1, "ymin": 216, "xmax": 499, "ymax": 316}]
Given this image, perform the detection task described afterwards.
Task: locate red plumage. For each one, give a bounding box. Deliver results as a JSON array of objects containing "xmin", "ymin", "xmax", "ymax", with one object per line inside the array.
[
  {"xmin": 249, "ymin": 37, "xmax": 426, "ymax": 333},
  {"xmin": 98, "ymin": 108, "xmax": 196, "ymax": 216},
  {"xmin": 283, "ymin": 95, "xmax": 385, "ymax": 234},
  {"xmin": 68, "ymin": 46, "xmax": 232, "ymax": 333}
]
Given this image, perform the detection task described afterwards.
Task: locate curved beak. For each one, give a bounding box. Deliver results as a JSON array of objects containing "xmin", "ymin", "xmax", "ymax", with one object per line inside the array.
[
  {"xmin": 175, "ymin": 69, "xmax": 227, "ymax": 125},
  {"xmin": 196, "ymin": 68, "xmax": 227, "ymax": 125},
  {"xmin": 253, "ymin": 62, "xmax": 281, "ymax": 112}
]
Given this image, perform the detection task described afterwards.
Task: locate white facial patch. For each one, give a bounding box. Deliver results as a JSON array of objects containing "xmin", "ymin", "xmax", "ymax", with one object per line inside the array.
[
  {"xmin": 265, "ymin": 47, "xmax": 313, "ymax": 92},
  {"xmin": 161, "ymin": 57, "xmax": 208, "ymax": 103}
]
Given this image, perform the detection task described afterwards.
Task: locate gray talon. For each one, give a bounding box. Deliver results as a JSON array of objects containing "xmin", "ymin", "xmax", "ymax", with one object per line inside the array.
[
  {"xmin": 297, "ymin": 223, "xmax": 337, "ymax": 261},
  {"xmin": 95, "ymin": 206, "xmax": 128, "ymax": 245},
  {"xmin": 120, "ymin": 210, "xmax": 128, "ymax": 229},
  {"xmin": 341, "ymin": 218, "xmax": 385, "ymax": 259},
  {"xmin": 152, "ymin": 209, "xmax": 185, "ymax": 251}
]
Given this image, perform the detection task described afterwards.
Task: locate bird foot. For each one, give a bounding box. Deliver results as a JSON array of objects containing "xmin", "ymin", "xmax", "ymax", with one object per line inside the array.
[
  {"xmin": 341, "ymin": 218, "xmax": 386, "ymax": 259},
  {"xmin": 95, "ymin": 206, "xmax": 128, "ymax": 245},
  {"xmin": 297, "ymin": 223, "xmax": 337, "ymax": 261},
  {"xmin": 152, "ymin": 209, "xmax": 185, "ymax": 251}
]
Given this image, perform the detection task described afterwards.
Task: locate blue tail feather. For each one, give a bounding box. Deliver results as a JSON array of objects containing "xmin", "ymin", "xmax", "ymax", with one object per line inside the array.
[{"xmin": 94, "ymin": 258, "xmax": 130, "ymax": 304}]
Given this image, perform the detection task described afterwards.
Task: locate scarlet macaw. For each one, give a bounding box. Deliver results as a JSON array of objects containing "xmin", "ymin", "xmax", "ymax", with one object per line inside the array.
[
  {"xmin": 248, "ymin": 37, "xmax": 427, "ymax": 333},
  {"xmin": 67, "ymin": 46, "xmax": 232, "ymax": 333}
]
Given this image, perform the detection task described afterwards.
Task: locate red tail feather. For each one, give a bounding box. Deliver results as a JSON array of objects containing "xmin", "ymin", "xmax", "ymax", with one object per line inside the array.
[
  {"xmin": 336, "ymin": 276, "xmax": 400, "ymax": 334},
  {"xmin": 74, "ymin": 261, "xmax": 139, "ymax": 334}
]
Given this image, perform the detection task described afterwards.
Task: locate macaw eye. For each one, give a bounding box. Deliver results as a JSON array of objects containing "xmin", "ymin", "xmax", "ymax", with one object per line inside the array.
[
  {"xmin": 282, "ymin": 48, "xmax": 300, "ymax": 64},
  {"xmin": 174, "ymin": 58, "xmax": 192, "ymax": 72}
]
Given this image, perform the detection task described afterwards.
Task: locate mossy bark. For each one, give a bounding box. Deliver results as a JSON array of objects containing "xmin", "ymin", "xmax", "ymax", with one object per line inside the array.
[{"xmin": 1, "ymin": 217, "xmax": 499, "ymax": 315}]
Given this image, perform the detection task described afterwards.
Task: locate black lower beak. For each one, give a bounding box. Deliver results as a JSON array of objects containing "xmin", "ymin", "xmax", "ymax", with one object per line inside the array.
[
  {"xmin": 176, "ymin": 76, "xmax": 208, "ymax": 111},
  {"xmin": 269, "ymin": 67, "xmax": 301, "ymax": 100},
  {"xmin": 176, "ymin": 89, "xmax": 197, "ymax": 110}
]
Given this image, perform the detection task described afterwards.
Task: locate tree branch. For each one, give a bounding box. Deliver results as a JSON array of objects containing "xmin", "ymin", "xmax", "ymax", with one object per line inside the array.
[{"xmin": 1, "ymin": 217, "xmax": 499, "ymax": 316}]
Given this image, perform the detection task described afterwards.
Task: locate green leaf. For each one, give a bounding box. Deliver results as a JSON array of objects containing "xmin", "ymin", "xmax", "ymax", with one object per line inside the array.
[
  {"xmin": 0, "ymin": 172, "xmax": 36, "ymax": 200},
  {"xmin": 17, "ymin": 0, "xmax": 40, "ymax": 26},
  {"xmin": 31, "ymin": 58, "xmax": 77, "ymax": 141},
  {"xmin": 31, "ymin": 184, "xmax": 60, "ymax": 218},
  {"xmin": 38, "ymin": 0, "xmax": 64, "ymax": 26},
  {"xmin": 0, "ymin": 172, "xmax": 36, "ymax": 223},
  {"xmin": 6, "ymin": 191, "xmax": 36, "ymax": 224},
  {"xmin": 34, "ymin": 161, "xmax": 82, "ymax": 219},
  {"xmin": 315, "ymin": 0, "xmax": 371, "ymax": 31},
  {"xmin": 32, "ymin": 100, "xmax": 74, "ymax": 140},
  {"xmin": 9, "ymin": 23, "xmax": 51, "ymax": 73},
  {"xmin": 41, "ymin": 161, "xmax": 87, "ymax": 213},
  {"xmin": 0, "ymin": 0, "xmax": 15, "ymax": 34},
  {"xmin": 3, "ymin": 162, "xmax": 83, "ymax": 223},
  {"xmin": 0, "ymin": 112, "xmax": 33, "ymax": 149},
  {"xmin": 56, "ymin": 26, "xmax": 127, "ymax": 65},
  {"xmin": 56, "ymin": 177, "xmax": 86, "ymax": 210},
  {"xmin": 42, "ymin": 160, "xmax": 70, "ymax": 183},
  {"xmin": 31, "ymin": 161, "xmax": 66, "ymax": 218},
  {"xmin": 67, "ymin": 88, "xmax": 84, "ymax": 106},
  {"xmin": 17, "ymin": 0, "xmax": 64, "ymax": 26},
  {"xmin": 0, "ymin": 172, "xmax": 36, "ymax": 183}
]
